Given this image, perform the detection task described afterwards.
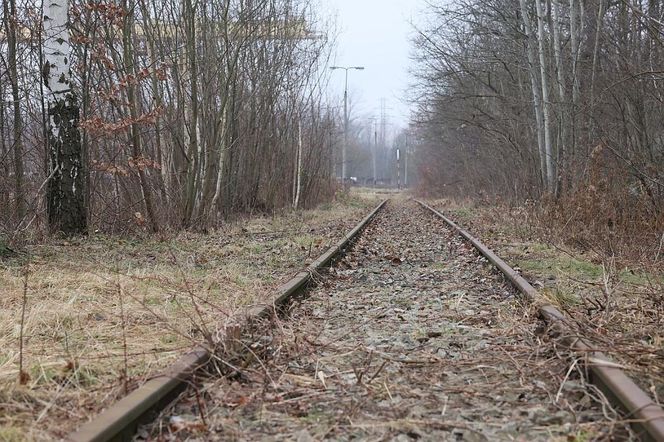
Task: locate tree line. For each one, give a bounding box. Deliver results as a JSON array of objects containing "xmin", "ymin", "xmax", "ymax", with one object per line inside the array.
[
  {"xmin": 1, "ymin": 0, "xmax": 337, "ymax": 236},
  {"xmin": 412, "ymin": 0, "xmax": 664, "ymax": 227}
]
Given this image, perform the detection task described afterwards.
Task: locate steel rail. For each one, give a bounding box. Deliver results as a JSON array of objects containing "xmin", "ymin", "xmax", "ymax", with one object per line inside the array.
[
  {"xmin": 416, "ymin": 199, "xmax": 664, "ymax": 441},
  {"xmin": 68, "ymin": 199, "xmax": 388, "ymax": 442}
]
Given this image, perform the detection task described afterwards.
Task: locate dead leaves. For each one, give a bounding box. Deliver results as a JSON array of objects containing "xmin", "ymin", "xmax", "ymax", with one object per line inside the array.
[
  {"xmin": 385, "ymin": 255, "xmax": 404, "ymax": 265},
  {"xmin": 168, "ymin": 415, "xmax": 207, "ymax": 434}
]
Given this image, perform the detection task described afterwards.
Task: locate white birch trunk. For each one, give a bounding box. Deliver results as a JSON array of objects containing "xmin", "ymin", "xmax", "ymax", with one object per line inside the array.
[
  {"xmin": 210, "ymin": 106, "xmax": 228, "ymax": 216},
  {"xmin": 570, "ymin": 0, "xmax": 581, "ymax": 111},
  {"xmin": 550, "ymin": 1, "xmax": 565, "ymax": 102},
  {"xmin": 44, "ymin": 1, "xmax": 71, "ymax": 102},
  {"xmin": 44, "ymin": 0, "xmax": 86, "ymax": 234},
  {"xmin": 569, "ymin": 0, "xmax": 580, "ymax": 164},
  {"xmin": 590, "ymin": 0, "xmax": 605, "ymax": 121},
  {"xmin": 550, "ymin": 0, "xmax": 566, "ymax": 192},
  {"xmin": 519, "ymin": 0, "xmax": 547, "ymax": 189},
  {"xmin": 534, "ymin": 0, "xmax": 555, "ymax": 192},
  {"xmin": 293, "ymin": 120, "xmax": 303, "ymax": 209}
]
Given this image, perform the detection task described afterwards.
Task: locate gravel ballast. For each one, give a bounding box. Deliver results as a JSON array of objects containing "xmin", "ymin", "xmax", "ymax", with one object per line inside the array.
[{"xmin": 153, "ymin": 199, "xmax": 632, "ymax": 441}]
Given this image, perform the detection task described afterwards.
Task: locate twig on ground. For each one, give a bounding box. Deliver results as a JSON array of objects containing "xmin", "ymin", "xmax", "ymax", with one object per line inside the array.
[{"xmin": 18, "ymin": 259, "xmax": 30, "ymax": 385}]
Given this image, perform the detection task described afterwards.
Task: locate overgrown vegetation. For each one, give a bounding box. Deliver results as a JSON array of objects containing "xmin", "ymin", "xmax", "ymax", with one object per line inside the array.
[
  {"xmin": 429, "ymin": 198, "xmax": 664, "ymax": 403},
  {"xmin": 0, "ymin": 237, "xmax": 13, "ymax": 259},
  {"xmin": 411, "ymin": 0, "xmax": 664, "ymax": 258},
  {"xmin": 0, "ymin": 191, "xmax": 380, "ymax": 439},
  {"xmin": 1, "ymin": 0, "xmax": 338, "ymax": 235}
]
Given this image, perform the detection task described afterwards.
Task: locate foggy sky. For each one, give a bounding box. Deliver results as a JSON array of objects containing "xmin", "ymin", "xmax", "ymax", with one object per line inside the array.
[{"xmin": 323, "ymin": 0, "xmax": 424, "ymax": 135}]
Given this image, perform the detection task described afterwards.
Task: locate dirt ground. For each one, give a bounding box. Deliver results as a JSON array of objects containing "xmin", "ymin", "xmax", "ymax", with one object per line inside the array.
[
  {"xmin": 152, "ymin": 199, "xmax": 632, "ymax": 441},
  {"xmin": 426, "ymin": 199, "xmax": 664, "ymax": 406},
  {"xmin": 0, "ymin": 190, "xmax": 383, "ymax": 441}
]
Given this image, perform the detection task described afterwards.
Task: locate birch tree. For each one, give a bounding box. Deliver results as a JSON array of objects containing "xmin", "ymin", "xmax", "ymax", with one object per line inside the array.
[
  {"xmin": 293, "ymin": 119, "xmax": 303, "ymax": 209},
  {"xmin": 1, "ymin": 0, "xmax": 337, "ymax": 233},
  {"xmin": 412, "ymin": 0, "xmax": 664, "ymax": 219},
  {"xmin": 519, "ymin": 0, "xmax": 547, "ymax": 189},
  {"xmin": 44, "ymin": 0, "xmax": 86, "ymax": 235},
  {"xmin": 534, "ymin": 0, "xmax": 554, "ymax": 193}
]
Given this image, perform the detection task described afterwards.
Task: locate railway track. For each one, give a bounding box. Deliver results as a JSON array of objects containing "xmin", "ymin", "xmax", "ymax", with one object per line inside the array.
[{"xmin": 69, "ymin": 198, "xmax": 664, "ymax": 441}]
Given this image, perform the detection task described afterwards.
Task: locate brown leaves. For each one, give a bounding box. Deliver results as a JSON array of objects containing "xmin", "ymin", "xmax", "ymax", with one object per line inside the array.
[
  {"xmin": 385, "ymin": 254, "xmax": 404, "ymax": 265},
  {"xmin": 18, "ymin": 370, "xmax": 30, "ymax": 385},
  {"xmin": 91, "ymin": 160, "xmax": 129, "ymax": 176},
  {"xmin": 81, "ymin": 107, "xmax": 164, "ymax": 135},
  {"xmin": 91, "ymin": 156, "xmax": 162, "ymax": 180},
  {"xmin": 127, "ymin": 156, "xmax": 162, "ymax": 171},
  {"xmin": 168, "ymin": 415, "xmax": 207, "ymax": 434},
  {"xmin": 134, "ymin": 212, "xmax": 146, "ymax": 227},
  {"xmin": 75, "ymin": 2, "xmax": 127, "ymax": 25}
]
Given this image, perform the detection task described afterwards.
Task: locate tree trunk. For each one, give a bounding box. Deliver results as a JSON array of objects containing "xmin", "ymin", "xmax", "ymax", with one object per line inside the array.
[
  {"xmin": 4, "ymin": 0, "xmax": 25, "ymax": 220},
  {"xmin": 534, "ymin": 0, "xmax": 555, "ymax": 193},
  {"xmin": 569, "ymin": 0, "xmax": 581, "ymax": 178},
  {"xmin": 293, "ymin": 120, "xmax": 303, "ymax": 209},
  {"xmin": 182, "ymin": 0, "xmax": 200, "ymax": 227},
  {"xmin": 550, "ymin": 0, "xmax": 566, "ymax": 195},
  {"xmin": 44, "ymin": 0, "xmax": 87, "ymax": 235},
  {"xmin": 519, "ymin": 0, "xmax": 547, "ymax": 190},
  {"xmin": 121, "ymin": 0, "xmax": 159, "ymax": 232}
]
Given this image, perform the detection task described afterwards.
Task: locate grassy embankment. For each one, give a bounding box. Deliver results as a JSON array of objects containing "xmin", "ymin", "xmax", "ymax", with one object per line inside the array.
[{"xmin": 0, "ymin": 190, "xmax": 382, "ymax": 441}]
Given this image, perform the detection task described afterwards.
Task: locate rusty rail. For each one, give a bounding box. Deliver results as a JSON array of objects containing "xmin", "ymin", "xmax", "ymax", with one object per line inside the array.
[
  {"xmin": 416, "ymin": 199, "xmax": 664, "ymax": 442},
  {"xmin": 68, "ymin": 199, "xmax": 388, "ymax": 442}
]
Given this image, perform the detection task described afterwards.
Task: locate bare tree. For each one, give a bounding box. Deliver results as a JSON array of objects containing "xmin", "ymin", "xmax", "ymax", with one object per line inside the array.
[
  {"xmin": 411, "ymin": 0, "xmax": 664, "ymax": 244},
  {"xmin": 44, "ymin": 0, "xmax": 86, "ymax": 235}
]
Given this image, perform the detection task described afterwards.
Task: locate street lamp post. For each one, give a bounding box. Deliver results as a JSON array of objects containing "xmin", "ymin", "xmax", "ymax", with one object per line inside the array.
[{"xmin": 331, "ymin": 66, "xmax": 364, "ymax": 184}]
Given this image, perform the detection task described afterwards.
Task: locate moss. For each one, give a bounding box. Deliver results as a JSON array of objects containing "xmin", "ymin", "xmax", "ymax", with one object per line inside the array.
[
  {"xmin": 448, "ymin": 207, "xmax": 475, "ymax": 220},
  {"xmin": 0, "ymin": 426, "xmax": 25, "ymax": 442},
  {"xmin": 541, "ymin": 287, "xmax": 580, "ymax": 308},
  {"xmin": 518, "ymin": 254, "xmax": 661, "ymax": 286},
  {"xmin": 568, "ymin": 429, "xmax": 597, "ymax": 442},
  {"xmin": 247, "ymin": 242, "xmax": 265, "ymax": 254},
  {"xmin": 518, "ymin": 256, "xmax": 603, "ymax": 280},
  {"xmin": 394, "ymin": 296, "xmax": 413, "ymax": 309},
  {"xmin": 617, "ymin": 268, "xmax": 663, "ymax": 285},
  {"xmin": 159, "ymin": 334, "xmax": 178, "ymax": 345},
  {"xmin": 144, "ymin": 296, "xmax": 162, "ymax": 306},
  {"xmin": 293, "ymin": 234, "xmax": 316, "ymax": 248},
  {"xmin": 0, "ymin": 238, "xmax": 14, "ymax": 259}
]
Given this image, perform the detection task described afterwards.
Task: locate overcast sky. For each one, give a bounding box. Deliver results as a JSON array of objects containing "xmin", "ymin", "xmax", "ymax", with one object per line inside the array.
[{"xmin": 322, "ymin": 0, "xmax": 425, "ymax": 135}]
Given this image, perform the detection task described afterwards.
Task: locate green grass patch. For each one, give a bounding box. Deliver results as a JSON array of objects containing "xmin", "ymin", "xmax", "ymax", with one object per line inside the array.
[
  {"xmin": 0, "ymin": 237, "xmax": 14, "ymax": 259},
  {"xmin": 518, "ymin": 256, "xmax": 603, "ymax": 280},
  {"xmin": 0, "ymin": 426, "xmax": 24, "ymax": 442},
  {"xmin": 448, "ymin": 207, "xmax": 475, "ymax": 221},
  {"xmin": 541, "ymin": 287, "xmax": 580, "ymax": 308},
  {"xmin": 518, "ymin": 254, "xmax": 660, "ymax": 286}
]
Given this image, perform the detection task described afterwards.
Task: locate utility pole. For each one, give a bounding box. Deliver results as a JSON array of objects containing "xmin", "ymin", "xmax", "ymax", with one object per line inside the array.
[
  {"xmin": 373, "ymin": 123, "xmax": 378, "ymax": 187},
  {"xmin": 380, "ymin": 99, "xmax": 387, "ymax": 148},
  {"xmin": 330, "ymin": 66, "xmax": 364, "ymax": 184},
  {"xmin": 404, "ymin": 145, "xmax": 408, "ymax": 188},
  {"xmin": 368, "ymin": 116, "xmax": 378, "ymax": 187},
  {"xmin": 404, "ymin": 132, "xmax": 410, "ymax": 188},
  {"xmin": 396, "ymin": 148, "xmax": 401, "ymax": 190}
]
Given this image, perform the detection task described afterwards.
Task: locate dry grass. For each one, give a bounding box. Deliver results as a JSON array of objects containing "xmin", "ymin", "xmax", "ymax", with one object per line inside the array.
[
  {"xmin": 427, "ymin": 198, "xmax": 664, "ymax": 407},
  {"xmin": 0, "ymin": 190, "xmax": 381, "ymax": 440}
]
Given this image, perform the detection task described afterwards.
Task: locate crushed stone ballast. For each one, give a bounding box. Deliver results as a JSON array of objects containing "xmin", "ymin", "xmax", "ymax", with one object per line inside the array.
[{"xmin": 416, "ymin": 199, "xmax": 664, "ymax": 442}]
